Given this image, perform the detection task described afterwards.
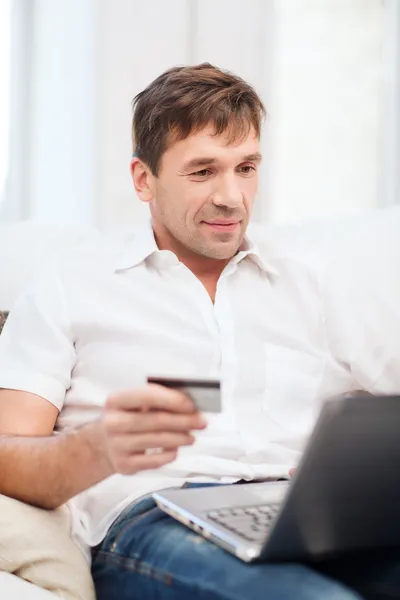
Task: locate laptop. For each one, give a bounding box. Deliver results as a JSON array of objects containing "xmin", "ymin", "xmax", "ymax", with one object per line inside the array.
[{"xmin": 154, "ymin": 394, "xmax": 400, "ymax": 563}]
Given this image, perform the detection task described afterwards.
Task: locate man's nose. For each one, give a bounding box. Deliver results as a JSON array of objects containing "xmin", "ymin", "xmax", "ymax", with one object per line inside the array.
[{"xmin": 213, "ymin": 174, "xmax": 243, "ymax": 209}]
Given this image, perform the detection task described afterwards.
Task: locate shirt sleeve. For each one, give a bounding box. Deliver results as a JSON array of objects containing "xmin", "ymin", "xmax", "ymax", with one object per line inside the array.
[
  {"xmin": 322, "ymin": 208, "xmax": 400, "ymax": 395},
  {"xmin": 0, "ymin": 263, "xmax": 76, "ymax": 411}
]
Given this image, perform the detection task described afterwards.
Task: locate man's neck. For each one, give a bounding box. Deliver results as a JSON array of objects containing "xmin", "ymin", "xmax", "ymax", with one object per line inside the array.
[{"xmin": 152, "ymin": 223, "xmax": 230, "ymax": 301}]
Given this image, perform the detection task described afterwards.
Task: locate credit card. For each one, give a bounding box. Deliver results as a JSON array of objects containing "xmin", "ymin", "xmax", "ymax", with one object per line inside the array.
[{"xmin": 147, "ymin": 376, "xmax": 221, "ymax": 413}]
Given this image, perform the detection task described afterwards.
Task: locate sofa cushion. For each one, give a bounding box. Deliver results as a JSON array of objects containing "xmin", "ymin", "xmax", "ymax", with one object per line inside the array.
[
  {"xmin": 0, "ymin": 495, "xmax": 95, "ymax": 600},
  {"xmin": 0, "ymin": 312, "xmax": 8, "ymax": 334}
]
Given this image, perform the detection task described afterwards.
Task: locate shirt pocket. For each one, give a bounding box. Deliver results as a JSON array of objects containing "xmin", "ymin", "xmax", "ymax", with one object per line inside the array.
[{"xmin": 263, "ymin": 343, "xmax": 325, "ymax": 436}]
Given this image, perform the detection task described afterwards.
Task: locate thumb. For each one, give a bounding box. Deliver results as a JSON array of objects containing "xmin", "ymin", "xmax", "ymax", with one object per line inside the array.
[{"xmin": 289, "ymin": 468, "xmax": 296, "ymax": 478}]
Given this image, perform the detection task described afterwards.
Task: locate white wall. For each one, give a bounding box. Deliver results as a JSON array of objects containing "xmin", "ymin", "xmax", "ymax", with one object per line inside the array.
[
  {"xmin": 266, "ymin": 0, "xmax": 383, "ymax": 222},
  {"xmin": 2, "ymin": 0, "xmax": 387, "ymax": 228}
]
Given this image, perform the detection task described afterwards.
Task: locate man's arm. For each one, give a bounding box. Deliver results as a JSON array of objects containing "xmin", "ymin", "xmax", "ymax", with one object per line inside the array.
[
  {"xmin": 0, "ymin": 386, "xmax": 206, "ymax": 510},
  {"xmin": 322, "ymin": 208, "xmax": 400, "ymax": 395}
]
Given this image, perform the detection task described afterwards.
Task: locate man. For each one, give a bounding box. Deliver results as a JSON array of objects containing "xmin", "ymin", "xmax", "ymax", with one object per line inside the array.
[{"xmin": 0, "ymin": 63, "xmax": 398, "ymax": 600}]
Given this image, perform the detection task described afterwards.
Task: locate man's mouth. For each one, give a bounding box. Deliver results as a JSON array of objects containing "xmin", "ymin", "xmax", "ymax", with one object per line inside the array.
[{"xmin": 202, "ymin": 220, "xmax": 240, "ymax": 232}]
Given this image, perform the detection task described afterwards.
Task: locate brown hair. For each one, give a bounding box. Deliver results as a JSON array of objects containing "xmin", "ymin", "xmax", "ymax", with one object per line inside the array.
[{"xmin": 131, "ymin": 63, "xmax": 266, "ymax": 176}]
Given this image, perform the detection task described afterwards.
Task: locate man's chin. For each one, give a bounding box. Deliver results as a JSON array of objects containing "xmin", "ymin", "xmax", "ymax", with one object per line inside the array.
[
  {"xmin": 188, "ymin": 228, "xmax": 245, "ymax": 260},
  {"xmin": 198, "ymin": 241, "xmax": 242, "ymax": 261}
]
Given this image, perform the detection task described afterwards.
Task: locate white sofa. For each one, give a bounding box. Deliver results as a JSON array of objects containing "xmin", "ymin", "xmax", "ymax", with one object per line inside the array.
[
  {"xmin": 0, "ymin": 213, "xmax": 381, "ymax": 599},
  {"xmin": 0, "ymin": 221, "xmax": 93, "ymax": 310},
  {"xmin": 0, "ymin": 573, "xmax": 58, "ymax": 600},
  {"xmin": 0, "ymin": 222, "xmax": 94, "ymax": 600}
]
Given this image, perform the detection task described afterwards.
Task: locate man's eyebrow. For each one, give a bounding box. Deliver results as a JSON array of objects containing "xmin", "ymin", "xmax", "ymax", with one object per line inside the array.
[
  {"xmin": 181, "ymin": 153, "xmax": 262, "ymax": 172},
  {"xmin": 182, "ymin": 157, "xmax": 217, "ymax": 171},
  {"xmin": 243, "ymin": 152, "xmax": 262, "ymax": 163}
]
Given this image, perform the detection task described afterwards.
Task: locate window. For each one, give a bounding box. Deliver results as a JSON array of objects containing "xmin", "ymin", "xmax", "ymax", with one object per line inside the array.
[{"xmin": 0, "ymin": 0, "xmax": 12, "ymax": 205}]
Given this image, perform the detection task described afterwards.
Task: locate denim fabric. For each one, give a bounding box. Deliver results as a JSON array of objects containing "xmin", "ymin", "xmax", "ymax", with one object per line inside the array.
[{"xmin": 91, "ymin": 485, "xmax": 400, "ymax": 600}]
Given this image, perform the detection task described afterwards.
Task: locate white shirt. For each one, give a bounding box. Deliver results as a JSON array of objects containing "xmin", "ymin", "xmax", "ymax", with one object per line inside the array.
[{"xmin": 0, "ymin": 219, "xmax": 378, "ymax": 556}]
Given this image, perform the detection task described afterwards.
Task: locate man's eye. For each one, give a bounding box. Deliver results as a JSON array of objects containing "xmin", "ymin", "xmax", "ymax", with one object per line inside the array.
[
  {"xmin": 192, "ymin": 169, "xmax": 211, "ymax": 177},
  {"xmin": 239, "ymin": 165, "xmax": 256, "ymax": 174}
]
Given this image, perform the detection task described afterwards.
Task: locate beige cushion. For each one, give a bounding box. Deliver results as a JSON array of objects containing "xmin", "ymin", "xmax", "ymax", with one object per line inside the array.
[{"xmin": 0, "ymin": 495, "xmax": 95, "ymax": 600}]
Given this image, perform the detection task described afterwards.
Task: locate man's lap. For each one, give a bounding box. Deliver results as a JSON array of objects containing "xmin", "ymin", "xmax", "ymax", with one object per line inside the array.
[{"xmin": 91, "ymin": 491, "xmax": 370, "ymax": 600}]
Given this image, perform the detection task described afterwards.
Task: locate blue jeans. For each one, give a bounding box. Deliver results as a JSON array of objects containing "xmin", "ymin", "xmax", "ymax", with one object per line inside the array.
[{"xmin": 91, "ymin": 484, "xmax": 400, "ymax": 600}]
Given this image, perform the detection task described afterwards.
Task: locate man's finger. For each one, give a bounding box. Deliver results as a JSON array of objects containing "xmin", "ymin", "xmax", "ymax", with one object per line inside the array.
[
  {"xmin": 106, "ymin": 410, "xmax": 207, "ymax": 434},
  {"xmin": 108, "ymin": 385, "xmax": 196, "ymax": 413},
  {"xmin": 115, "ymin": 432, "xmax": 195, "ymax": 453},
  {"xmin": 117, "ymin": 450, "xmax": 178, "ymax": 474}
]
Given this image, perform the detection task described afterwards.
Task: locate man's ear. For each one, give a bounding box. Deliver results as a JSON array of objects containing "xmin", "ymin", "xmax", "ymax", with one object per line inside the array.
[{"xmin": 130, "ymin": 158, "xmax": 154, "ymax": 203}]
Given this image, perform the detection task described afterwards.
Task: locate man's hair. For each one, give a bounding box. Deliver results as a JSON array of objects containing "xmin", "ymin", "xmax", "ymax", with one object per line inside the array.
[{"xmin": 131, "ymin": 63, "xmax": 266, "ymax": 176}]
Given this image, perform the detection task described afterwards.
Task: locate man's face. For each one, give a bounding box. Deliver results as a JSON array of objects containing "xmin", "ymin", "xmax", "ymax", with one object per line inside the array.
[{"xmin": 145, "ymin": 125, "xmax": 261, "ymax": 260}]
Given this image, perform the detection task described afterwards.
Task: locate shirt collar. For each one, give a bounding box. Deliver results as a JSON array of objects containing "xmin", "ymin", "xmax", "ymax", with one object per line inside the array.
[
  {"xmin": 233, "ymin": 229, "xmax": 279, "ymax": 275},
  {"xmin": 113, "ymin": 219, "xmax": 279, "ymax": 276},
  {"xmin": 113, "ymin": 220, "xmax": 159, "ymax": 271}
]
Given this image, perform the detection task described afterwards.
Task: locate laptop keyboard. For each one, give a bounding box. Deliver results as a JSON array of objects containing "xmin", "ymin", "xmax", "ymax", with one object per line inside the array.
[{"xmin": 207, "ymin": 504, "xmax": 280, "ymax": 543}]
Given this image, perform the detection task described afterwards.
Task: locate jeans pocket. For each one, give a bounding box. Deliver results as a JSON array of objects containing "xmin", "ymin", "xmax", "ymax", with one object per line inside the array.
[
  {"xmin": 99, "ymin": 494, "xmax": 157, "ymax": 554},
  {"xmin": 110, "ymin": 508, "xmax": 161, "ymax": 555}
]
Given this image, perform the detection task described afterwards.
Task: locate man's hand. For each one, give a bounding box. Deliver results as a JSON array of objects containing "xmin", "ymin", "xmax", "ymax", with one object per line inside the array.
[
  {"xmin": 0, "ymin": 384, "xmax": 207, "ymax": 509},
  {"xmin": 96, "ymin": 384, "xmax": 207, "ymax": 476},
  {"xmin": 289, "ymin": 468, "xmax": 296, "ymax": 477}
]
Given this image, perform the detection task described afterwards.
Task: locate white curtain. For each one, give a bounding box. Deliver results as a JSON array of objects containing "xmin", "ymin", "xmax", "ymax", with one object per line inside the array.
[
  {"xmin": 0, "ymin": 0, "xmax": 34, "ymax": 222},
  {"xmin": 0, "ymin": 0, "xmax": 12, "ymax": 208}
]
